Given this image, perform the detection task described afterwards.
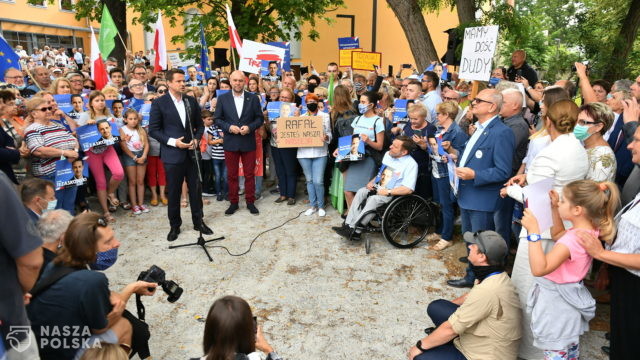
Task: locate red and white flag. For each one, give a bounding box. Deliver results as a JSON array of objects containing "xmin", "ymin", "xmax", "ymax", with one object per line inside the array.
[
  {"xmin": 226, "ymin": 4, "xmax": 243, "ymax": 57},
  {"xmin": 153, "ymin": 11, "xmax": 167, "ymax": 72},
  {"xmin": 90, "ymin": 27, "xmax": 108, "ymax": 90}
]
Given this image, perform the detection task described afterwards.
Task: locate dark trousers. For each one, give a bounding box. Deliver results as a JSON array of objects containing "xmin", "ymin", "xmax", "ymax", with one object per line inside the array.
[
  {"xmin": 493, "ymin": 196, "xmax": 515, "ymax": 249},
  {"xmin": 164, "ymin": 160, "xmax": 203, "ymax": 228},
  {"xmin": 460, "ymin": 208, "xmax": 494, "ymax": 282},
  {"xmin": 414, "ymin": 300, "xmax": 466, "ymax": 360},
  {"xmin": 271, "ymin": 146, "xmax": 297, "ymax": 199},
  {"xmin": 225, "ymin": 150, "xmax": 256, "ymax": 204},
  {"xmin": 201, "ymin": 158, "xmax": 215, "ymax": 194},
  {"xmin": 610, "ymin": 265, "xmax": 640, "ymax": 359}
]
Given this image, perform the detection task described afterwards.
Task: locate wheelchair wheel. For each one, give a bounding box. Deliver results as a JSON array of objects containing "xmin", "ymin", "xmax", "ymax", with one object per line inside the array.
[{"xmin": 381, "ymin": 194, "xmax": 434, "ymax": 248}]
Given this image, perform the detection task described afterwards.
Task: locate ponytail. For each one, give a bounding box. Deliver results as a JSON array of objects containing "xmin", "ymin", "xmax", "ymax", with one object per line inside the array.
[
  {"xmin": 563, "ymin": 180, "xmax": 621, "ymax": 244},
  {"xmin": 597, "ymin": 181, "xmax": 621, "ymax": 244}
]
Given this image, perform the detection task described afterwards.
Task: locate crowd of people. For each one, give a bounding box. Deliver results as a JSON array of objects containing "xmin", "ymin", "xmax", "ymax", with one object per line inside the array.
[{"xmin": 2, "ymin": 42, "xmax": 640, "ymax": 360}]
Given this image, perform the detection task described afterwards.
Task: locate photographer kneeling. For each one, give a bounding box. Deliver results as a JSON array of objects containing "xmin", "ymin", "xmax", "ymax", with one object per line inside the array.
[
  {"xmin": 196, "ymin": 295, "xmax": 282, "ymax": 360},
  {"xmin": 332, "ymin": 136, "xmax": 418, "ymax": 240},
  {"xmin": 27, "ymin": 212, "xmax": 157, "ymax": 360}
]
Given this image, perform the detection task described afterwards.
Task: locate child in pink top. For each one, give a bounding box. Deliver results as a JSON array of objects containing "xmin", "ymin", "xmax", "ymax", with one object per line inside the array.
[{"xmin": 522, "ymin": 180, "xmax": 620, "ymax": 359}]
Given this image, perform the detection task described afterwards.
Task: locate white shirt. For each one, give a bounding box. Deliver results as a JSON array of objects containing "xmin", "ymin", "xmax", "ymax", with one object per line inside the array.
[
  {"xmin": 608, "ymin": 193, "xmax": 640, "ymax": 277},
  {"xmin": 167, "ymin": 91, "xmax": 186, "ymax": 147},
  {"xmin": 233, "ymin": 91, "xmax": 244, "ymax": 118},
  {"xmin": 74, "ymin": 52, "xmax": 84, "ymax": 64},
  {"xmin": 297, "ymin": 111, "xmax": 332, "ymax": 159},
  {"xmin": 603, "ymin": 112, "xmax": 620, "ymax": 142},
  {"xmin": 459, "ymin": 115, "xmax": 497, "ymax": 167}
]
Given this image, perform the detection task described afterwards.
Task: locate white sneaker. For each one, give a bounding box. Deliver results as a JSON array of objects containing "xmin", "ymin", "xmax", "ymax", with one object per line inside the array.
[
  {"xmin": 304, "ymin": 208, "xmax": 316, "ymax": 216},
  {"xmin": 202, "ymin": 192, "xmax": 215, "ymax": 197},
  {"xmin": 318, "ymin": 208, "xmax": 326, "ymax": 217}
]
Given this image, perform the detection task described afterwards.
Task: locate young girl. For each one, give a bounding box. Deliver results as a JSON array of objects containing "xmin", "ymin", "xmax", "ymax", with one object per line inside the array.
[
  {"xmin": 120, "ymin": 109, "xmax": 150, "ymax": 215},
  {"xmin": 521, "ymin": 180, "xmax": 620, "ymax": 359}
]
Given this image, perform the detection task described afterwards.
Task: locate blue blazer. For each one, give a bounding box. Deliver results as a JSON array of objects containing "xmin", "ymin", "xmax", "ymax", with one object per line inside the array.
[
  {"xmin": 457, "ymin": 117, "xmax": 515, "ymax": 212},
  {"xmin": 214, "ymin": 91, "xmax": 264, "ymax": 152},
  {"xmin": 607, "ymin": 114, "xmax": 633, "ymax": 187},
  {"xmin": 148, "ymin": 93, "xmax": 204, "ymax": 165}
]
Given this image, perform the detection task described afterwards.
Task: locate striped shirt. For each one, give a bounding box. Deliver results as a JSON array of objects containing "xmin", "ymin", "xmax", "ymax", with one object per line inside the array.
[
  {"xmin": 209, "ymin": 125, "xmax": 225, "ymax": 160},
  {"xmin": 24, "ymin": 121, "xmax": 77, "ymax": 177}
]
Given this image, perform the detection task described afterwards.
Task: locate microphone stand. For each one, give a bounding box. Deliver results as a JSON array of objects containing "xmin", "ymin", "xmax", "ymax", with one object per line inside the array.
[{"xmin": 168, "ymin": 94, "xmax": 224, "ymax": 262}]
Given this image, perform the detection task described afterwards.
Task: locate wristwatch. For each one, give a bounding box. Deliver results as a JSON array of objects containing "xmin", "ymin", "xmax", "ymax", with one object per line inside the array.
[
  {"xmin": 527, "ymin": 233, "xmax": 542, "ymax": 242},
  {"xmin": 387, "ymin": 189, "xmax": 392, "ymax": 197},
  {"xmin": 416, "ymin": 340, "xmax": 427, "ymax": 352}
]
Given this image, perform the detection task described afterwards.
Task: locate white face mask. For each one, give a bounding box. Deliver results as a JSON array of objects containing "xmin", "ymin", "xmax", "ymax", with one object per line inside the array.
[{"xmin": 45, "ymin": 199, "xmax": 57, "ymax": 212}]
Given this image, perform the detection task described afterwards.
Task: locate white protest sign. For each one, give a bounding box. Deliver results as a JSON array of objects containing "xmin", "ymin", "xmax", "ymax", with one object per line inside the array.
[
  {"xmin": 238, "ymin": 40, "xmax": 286, "ymax": 75},
  {"xmin": 459, "ymin": 26, "xmax": 499, "ymax": 82}
]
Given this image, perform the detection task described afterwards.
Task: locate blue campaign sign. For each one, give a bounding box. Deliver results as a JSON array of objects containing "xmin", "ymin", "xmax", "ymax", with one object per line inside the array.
[
  {"xmin": 266, "ymin": 42, "xmax": 291, "ymax": 71},
  {"xmin": 105, "ymin": 100, "xmax": 114, "ymax": 112},
  {"xmin": 127, "ymin": 98, "xmax": 145, "ymax": 112},
  {"xmin": 336, "ymin": 134, "xmax": 364, "ymax": 162},
  {"xmin": 338, "ymin": 37, "xmax": 360, "ymax": 50},
  {"xmin": 139, "ymin": 103, "xmax": 151, "ymax": 127},
  {"xmin": 216, "ymin": 89, "xmax": 229, "ymax": 97},
  {"xmin": 267, "ymin": 101, "xmax": 282, "ymax": 122},
  {"xmin": 76, "ymin": 122, "xmax": 120, "ymax": 152},
  {"xmin": 53, "ymin": 94, "xmax": 73, "ymax": 114},
  {"xmin": 393, "ymin": 99, "xmax": 408, "ymax": 123},
  {"xmin": 54, "ymin": 159, "xmax": 89, "ymax": 190}
]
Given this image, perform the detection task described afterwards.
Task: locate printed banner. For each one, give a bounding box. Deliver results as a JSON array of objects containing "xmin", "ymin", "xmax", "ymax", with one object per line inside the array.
[
  {"xmin": 54, "ymin": 159, "xmax": 89, "ymax": 190},
  {"xmin": 338, "ymin": 37, "xmax": 360, "ymax": 50},
  {"xmin": 339, "ymin": 48, "xmax": 362, "ymax": 68},
  {"xmin": 351, "ymin": 51, "xmax": 382, "ymax": 71},
  {"xmin": 139, "ymin": 103, "xmax": 151, "ymax": 127},
  {"xmin": 239, "ymin": 40, "xmax": 286, "ymax": 75},
  {"xmin": 76, "ymin": 122, "xmax": 120, "ymax": 152},
  {"xmin": 336, "ymin": 134, "xmax": 365, "ymax": 162},
  {"xmin": 276, "ymin": 116, "xmax": 324, "ymax": 148},
  {"xmin": 53, "ymin": 94, "xmax": 73, "ymax": 114},
  {"xmin": 459, "ymin": 25, "xmax": 499, "ymax": 81},
  {"xmin": 393, "ymin": 99, "xmax": 408, "ymax": 123}
]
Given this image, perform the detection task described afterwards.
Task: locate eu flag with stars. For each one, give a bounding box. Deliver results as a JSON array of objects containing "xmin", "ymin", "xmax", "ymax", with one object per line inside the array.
[
  {"xmin": 0, "ymin": 36, "xmax": 20, "ymax": 82},
  {"xmin": 200, "ymin": 25, "xmax": 211, "ymax": 79}
]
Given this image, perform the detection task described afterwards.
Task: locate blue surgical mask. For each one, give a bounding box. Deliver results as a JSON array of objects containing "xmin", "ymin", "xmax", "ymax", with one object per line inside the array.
[
  {"xmin": 459, "ymin": 91, "xmax": 469, "ymax": 97},
  {"xmin": 45, "ymin": 199, "xmax": 57, "ymax": 212},
  {"xmin": 90, "ymin": 247, "xmax": 119, "ymax": 271},
  {"xmin": 573, "ymin": 124, "xmax": 592, "ymax": 141},
  {"xmin": 358, "ymin": 104, "xmax": 369, "ymax": 114}
]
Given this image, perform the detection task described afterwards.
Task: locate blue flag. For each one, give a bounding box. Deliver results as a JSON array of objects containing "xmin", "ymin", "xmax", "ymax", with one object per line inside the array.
[
  {"xmin": 200, "ymin": 25, "xmax": 211, "ymax": 79},
  {"xmin": 0, "ymin": 36, "xmax": 20, "ymax": 81}
]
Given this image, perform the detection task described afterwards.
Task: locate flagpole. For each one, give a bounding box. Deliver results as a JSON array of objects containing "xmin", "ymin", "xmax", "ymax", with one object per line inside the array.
[
  {"xmin": 116, "ymin": 31, "xmax": 128, "ymax": 52},
  {"xmin": 24, "ymin": 67, "xmax": 42, "ymax": 91},
  {"xmin": 230, "ymin": 45, "xmax": 236, "ymax": 71}
]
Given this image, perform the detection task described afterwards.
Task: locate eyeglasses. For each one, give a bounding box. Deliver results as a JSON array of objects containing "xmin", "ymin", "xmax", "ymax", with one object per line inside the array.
[
  {"xmin": 69, "ymin": 79, "xmax": 82, "ymax": 83},
  {"xmin": 37, "ymin": 106, "xmax": 53, "ymax": 112},
  {"xmin": 442, "ymin": 96, "xmax": 458, "ymax": 101},
  {"xmin": 130, "ymin": 83, "xmax": 144, "ymax": 88},
  {"xmin": 577, "ymin": 119, "xmax": 598, "ymax": 126},
  {"xmin": 472, "ymin": 98, "xmax": 493, "ymax": 105},
  {"xmin": 5, "ymin": 76, "xmax": 22, "ymax": 80},
  {"xmin": 134, "ymin": 72, "xmax": 146, "ymax": 76},
  {"xmin": 83, "ymin": 86, "xmax": 95, "ymax": 90}
]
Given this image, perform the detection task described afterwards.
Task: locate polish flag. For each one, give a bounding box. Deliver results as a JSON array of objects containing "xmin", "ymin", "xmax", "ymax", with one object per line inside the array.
[
  {"xmin": 90, "ymin": 27, "xmax": 108, "ymax": 90},
  {"xmin": 153, "ymin": 11, "xmax": 167, "ymax": 72},
  {"xmin": 226, "ymin": 4, "xmax": 243, "ymax": 57}
]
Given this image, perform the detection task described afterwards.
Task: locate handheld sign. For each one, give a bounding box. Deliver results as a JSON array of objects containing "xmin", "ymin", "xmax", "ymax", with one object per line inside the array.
[
  {"xmin": 266, "ymin": 41, "xmax": 291, "ymax": 71},
  {"xmin": 459, "ymin": 25, "xmax": 499, "ymax": 81},
  {"xmin": 139, "ymin": 103, "xmax": 151, "ymax": 127},
  {"xmin": 393, "ymin": 99, "xmax": 408, "ymax": 123},
  {"xmin": 276, "ymin": 116, "xmax": 324, "ymax": 148},
  {"xmin": 239, "ymin": 40, "xmax": 286, "ymax": 75},
  {"xmin": 53, "ymin": 94, "xmax": 73, "ymax": 114},
  {"xmin": 339, "ymin": 48, "xmax": 362, "ymax": 68},
  {"xmin": 216, "ymin": 89, "xmax": 229, "ymax": 98},
  {"xmin": 336, "ymin": 134, "xmax": 365, "ymax": 162},
  {"xmin": 126, "ymin": 98, "xmax": 145, "ymax": 112},
  {"xmin": 266, "ymin": 101, "xmax": 282, "ymax": 122},
  {"xmin": 338, "ymin": 37, "xmax": 360, "ymax": 50},
  {"xmin": 427, "ymin": 137, "xmax": 448, "ymax": 156},
  {"xmin": 54, "ymin": 159, "xmax": 89, "ymax": 190},
  {"xmin": 76, "ymin": 122, "xmax": 120, "ymax": 152},
  {"xmin": 351, "ymin": 51, "xmax": 382, "ymax": 71},
  {"xmin": 374, "ymin": 164, "xmax": 399, "ymax": 189}
]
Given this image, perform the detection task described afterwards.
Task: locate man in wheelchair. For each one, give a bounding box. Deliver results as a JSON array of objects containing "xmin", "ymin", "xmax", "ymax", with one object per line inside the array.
[{"xmin": 333, "ymin": 136, "xmax": 418, "ymax": 240}]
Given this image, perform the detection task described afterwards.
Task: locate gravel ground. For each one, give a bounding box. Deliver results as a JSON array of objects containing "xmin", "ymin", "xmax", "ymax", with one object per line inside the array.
[{"xmin": 101, "ymin": 191, "xmax": 608, "ymax": 360}]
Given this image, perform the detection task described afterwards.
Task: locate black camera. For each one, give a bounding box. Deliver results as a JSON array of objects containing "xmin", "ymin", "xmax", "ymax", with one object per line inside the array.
[{"xmin": 138, "ymin": 265, "xmax": 183, "ymax": 303}]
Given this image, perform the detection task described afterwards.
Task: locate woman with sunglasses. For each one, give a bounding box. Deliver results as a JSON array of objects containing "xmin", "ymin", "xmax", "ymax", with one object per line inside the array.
[
  {"xmin": 575, "ymin": 102, "xmax": 616, "ymax": 182},
  {"xmin": 24, "ymin": 96, "xmax": 79, "ymax": 212},
  {"xmin": 27, "ymin": 212, "xmax": 158, "ymax": 360},
  {"xmin": 77, "ymin": 91, "xmax": 125, "ymax": 223},
  {"xmin": 83, "ymin": 79, "xmax": 96, "ymax": 92}
]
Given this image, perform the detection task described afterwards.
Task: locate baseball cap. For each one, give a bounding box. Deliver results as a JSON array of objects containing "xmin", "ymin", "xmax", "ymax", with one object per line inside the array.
[{"xmin": 463, "ymin": 231, "xmax": 507, "ymax": 265}]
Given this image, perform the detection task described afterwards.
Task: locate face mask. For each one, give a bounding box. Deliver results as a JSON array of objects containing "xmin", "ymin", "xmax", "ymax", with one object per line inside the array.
[
  {"xmin": 459, "ymin": 91, "xmax": 469, "ymax": 97},
  {"xmin": 354, "ymin": 82, "xmax": 364, "ymax": 92},
  {"xmin": 470, "ymin": 264, "xmax": 504, "ymax": 282},
  {"xmin": 42, "ymin": 198, "xmax": 57, "ymax": 213},
  {"xmin": 573, "ymin": 124, "xmax": 592, "ymax": 141},
  {"xmin": 90, "ymin": 247, "xmax": 118, "ymax": 271},
  {"xmin": 106, "ymin": 65, "xmax": 115, "ymax": 73},
  {"xmin": 358, "ymin": 103, "xmax": 369, "ymax": 114},
  {"xmin": 306, "ymin": 103, "xmax": 318, "ymax": 113},
  {"xmin": 16, "ymin": 85, "xmax": 26, "ymax": 91}
]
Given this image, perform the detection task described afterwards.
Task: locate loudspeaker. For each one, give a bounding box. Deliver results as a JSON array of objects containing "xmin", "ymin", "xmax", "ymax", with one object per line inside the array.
[
  {"xmin": 213, "ymin": 48, "xmax": 230, "ymax": 68},
  {"xmin": 441, "ymin": 28, "xmax": 461, "ymax": 66}
]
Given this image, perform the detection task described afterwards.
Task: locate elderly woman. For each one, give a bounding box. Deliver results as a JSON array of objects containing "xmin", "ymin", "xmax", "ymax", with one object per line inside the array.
[
  {"xmin": 575, "ymin": 102, "xmax": 616, "ymax": 182},
  {"xmin": 400, "ymin": 103, "xmax": 437, "ymax": 200},
  {"xmin": 502, "ymin": 100, "xmax": 588, "ymax": 359},
  {"xmin": 27, "ymin": 213, "xmax": 157, "ymax": 360},
  {"xmin": 425, "ymin": 101, "xmax": 468, "ymax": 250},
  {"xmin": 24, "ymin": 96, "xmax": 79, "ymax": 212},
  {"xmin": 298, "ymin": 93, "xmax": 332, "ymax": 217}
]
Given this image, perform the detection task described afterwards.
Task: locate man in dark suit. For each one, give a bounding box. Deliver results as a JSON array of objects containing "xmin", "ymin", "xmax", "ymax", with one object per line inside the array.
[
  {"xmin": 214, "ymin": 70, "xmax": 264, "ymax": 215},
  {"xmin": 149, "ymin": 68, "xmax": 212, "ymax": 241},
  {"xmin": 448, "ymin": 89, "xmax": 515, "ymax": 288},
  {"xmin": 20, "ymin": 178, "xmax": 56, "ymax": 223}
]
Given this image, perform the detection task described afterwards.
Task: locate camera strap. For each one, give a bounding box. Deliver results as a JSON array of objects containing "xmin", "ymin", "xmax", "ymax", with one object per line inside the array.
[{"xmin": 136, "ymin": 293, "xmax": 146, "ymax": 321}]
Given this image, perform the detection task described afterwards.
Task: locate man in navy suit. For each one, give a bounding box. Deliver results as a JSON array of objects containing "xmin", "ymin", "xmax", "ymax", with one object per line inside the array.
[
  {"xmin": 448, "ymin": 89, "xmax": 515, "ymax": 288},
  {"xmin": 214, "ymin": 70, "xmax": 264, "ymax": 216},
  {"xmin": 149, "ymin": 68, "xmax": 212, "ymax": 242},
  {"xmin": 606, "ymin": 90, "xmax": 634, "ymax": 188}
]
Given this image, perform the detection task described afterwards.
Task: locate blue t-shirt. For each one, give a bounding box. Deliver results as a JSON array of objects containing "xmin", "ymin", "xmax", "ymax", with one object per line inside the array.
[
  {"xmin": 375, "ymin": 152, "xmax": 419, "ymax": 190},
  {"xmin": 27, "ymin": 266, "xmax": 111, "ymax": 360},
  {"xmin": 351, "ymin": 115, "xmax": 385, "ymax": 141}
]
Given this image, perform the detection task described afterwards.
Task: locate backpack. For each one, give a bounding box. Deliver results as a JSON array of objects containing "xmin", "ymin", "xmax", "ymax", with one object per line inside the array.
[{"xmin": 354, "ymin": 115, "xmax": 391, "ymax": 167}]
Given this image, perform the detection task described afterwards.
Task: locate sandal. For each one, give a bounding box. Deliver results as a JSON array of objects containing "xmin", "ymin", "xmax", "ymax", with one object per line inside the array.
[
  {"xmin": 150, "ymin": 199, "xmax": 159, "ymax": 206},
  {"xmin": 161, "ymin": 198, "xmax": 168, "ymax": 206},
  {"xmin": 107, "ymin": 193, "xmax": 120, "ymax": 207},
  {"xmin": 104, "ymin": 213, "xmax": 116, "ymax": 223},
  {"xmin": 181, "ymin": 198, "xmax": 188, "ymax": 208},
  {"xmin": 121, "ymin": 201, "xmax": 132, "ymax": 210}
]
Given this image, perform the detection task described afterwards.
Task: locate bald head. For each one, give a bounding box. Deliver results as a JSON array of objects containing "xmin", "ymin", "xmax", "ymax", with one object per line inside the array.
[
  {"xmin": 230, "ymin": 70, "xmax": 245, "ymax": 95},
  {"xmin": 500, "ymin": 89, "xmax": 523, "ymax": 118},
  {"xmin": 511, "ymin": 50, "xmax": 526, "ymax": 68},
  {"xmin": 283, "ymin": 76, "xmax": 297, "ymax": 91}
]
